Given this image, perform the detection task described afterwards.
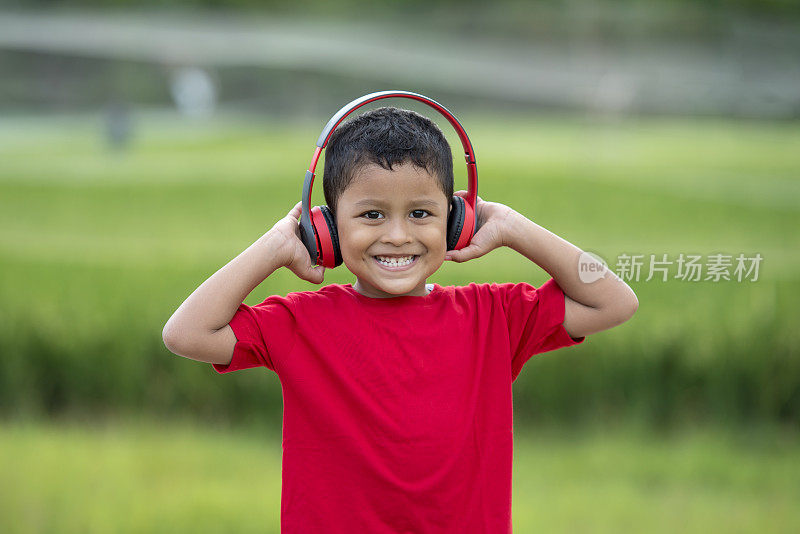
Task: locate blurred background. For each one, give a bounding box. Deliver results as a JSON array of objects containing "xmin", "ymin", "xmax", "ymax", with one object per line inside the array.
[{"xmin": 1, "ymin": 0, "xmax": 798, "ymax": 532}]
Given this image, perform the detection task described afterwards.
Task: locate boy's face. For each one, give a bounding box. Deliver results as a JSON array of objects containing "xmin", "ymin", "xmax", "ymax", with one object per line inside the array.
[{"xmin": 335, "ymin": 162, "xmax": 450, "ymax": 298}]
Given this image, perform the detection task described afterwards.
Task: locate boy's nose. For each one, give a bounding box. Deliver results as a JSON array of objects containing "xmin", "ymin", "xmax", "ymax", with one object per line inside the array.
[{"xmin": 380, "ymin": 218, "xmax": 413, "ymax": 246}]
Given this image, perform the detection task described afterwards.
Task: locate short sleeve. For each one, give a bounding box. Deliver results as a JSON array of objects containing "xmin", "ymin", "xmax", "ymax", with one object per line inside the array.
[
  {"xmin": 504, "ymin": 278, "xmax": 586, "ymax": 381},
  {"xmin": 212, "ymin": 293, "xmax": 298, "ymax": 374}
]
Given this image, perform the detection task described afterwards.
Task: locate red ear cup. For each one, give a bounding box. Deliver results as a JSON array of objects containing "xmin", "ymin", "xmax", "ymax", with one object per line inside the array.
[
  {"xmin": 458, "ymin": 199, "xmax": 476, "ymax": 250},
  {"xmin": 318, "ymin": 205, "xmax": 343, "ymax": 267},
  {"xmin": 446, "ymin": 195, "xmax": 476, "ymax": 251},
  {"xmin": 446, "ymin": 196, "xmax": 465, "ymax": 250},
  {"xmin": 310, "ymin": 205, "xmax": 343, "ymax": 268}
]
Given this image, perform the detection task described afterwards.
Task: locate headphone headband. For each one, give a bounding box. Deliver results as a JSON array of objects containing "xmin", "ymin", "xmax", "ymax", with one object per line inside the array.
[
  {"xmin": 300, "ymin": 90, "xmax": 479, "ymax": 267},
  {"xmin": 314, "ymin": 90, "xmax": 475, "ymax": 163}
]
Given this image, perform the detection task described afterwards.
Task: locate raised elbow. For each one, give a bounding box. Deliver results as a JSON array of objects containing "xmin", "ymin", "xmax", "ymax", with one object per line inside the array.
[
  {"xmin": 162, "ymin": 327, "xmax": 176, "ymax": 353},
  {"xmin": 162, "ymin": 322, "xmax": 184, "ymax": 355},
  {"xmin": 615, "ymin": 291, "xmax": 639, "ymax": 324},
  {"xmin": 599, "ymin": 286, "xmax": 638, "ymax": 328}
]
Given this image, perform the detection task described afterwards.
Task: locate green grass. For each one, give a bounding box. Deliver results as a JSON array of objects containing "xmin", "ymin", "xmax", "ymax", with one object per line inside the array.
[
  {"xmin": 1, "ymin": 109, "xmax": 798, "ymax": 425},
  {"xmin": 1, "ymin": 416, "xmax": 798, "ymax": 533},
  {"xmin": 0, "ymin": 110, "xmax": 799, "ymax": 532}
]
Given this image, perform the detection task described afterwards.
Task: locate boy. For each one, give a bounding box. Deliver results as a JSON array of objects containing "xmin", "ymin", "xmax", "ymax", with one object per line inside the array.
[{"xmin": 162, "ymin": 107, "xmax": 638, "ymax": 533}]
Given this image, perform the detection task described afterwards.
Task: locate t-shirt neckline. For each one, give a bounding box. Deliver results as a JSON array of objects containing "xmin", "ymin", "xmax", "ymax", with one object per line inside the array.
[{"xmin": 343, "ymin": 282, "xmax": 441, "ymax": 303}]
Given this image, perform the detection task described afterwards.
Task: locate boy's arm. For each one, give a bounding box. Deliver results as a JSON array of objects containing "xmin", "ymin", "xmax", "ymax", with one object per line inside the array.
[
  {"xmin": 503, "ymin": 212, "xmax": 638, "ymax": 339},
  {"xmin": 445, "ymin": 193, "xmax": 638, "ymax": 339},
  {"xmin": 162, "ymin": 202, "xmax": 326, "ymax": 365}
]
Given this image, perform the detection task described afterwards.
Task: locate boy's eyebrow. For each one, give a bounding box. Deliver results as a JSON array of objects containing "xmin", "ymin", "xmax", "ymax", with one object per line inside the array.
[{"xmin": 354, "ymin": 199, "xmax": 441, "ymax": 207}]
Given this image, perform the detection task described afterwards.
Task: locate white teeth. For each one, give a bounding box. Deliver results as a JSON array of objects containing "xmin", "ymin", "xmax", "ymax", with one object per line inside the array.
[{"xmin": 375, "ymin": 255, "xmax": 415, "ymax": 266}]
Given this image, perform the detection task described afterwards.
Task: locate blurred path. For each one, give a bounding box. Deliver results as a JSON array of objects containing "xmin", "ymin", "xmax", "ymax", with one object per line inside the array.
[{"xmin": 0, "ymin": 10, "xmax": 798, "ymax": 117}]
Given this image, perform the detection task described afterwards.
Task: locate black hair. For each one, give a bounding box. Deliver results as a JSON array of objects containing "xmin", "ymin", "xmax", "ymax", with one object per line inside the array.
[{"xmin": 322, "ymin": 106, "xmax": 454, "ymax": 216}]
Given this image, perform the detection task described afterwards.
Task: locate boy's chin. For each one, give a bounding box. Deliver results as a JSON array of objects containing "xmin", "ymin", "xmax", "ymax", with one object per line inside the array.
[{"xmin": 357, "ymin": 278, "xmax": 426, "ymax": 298}]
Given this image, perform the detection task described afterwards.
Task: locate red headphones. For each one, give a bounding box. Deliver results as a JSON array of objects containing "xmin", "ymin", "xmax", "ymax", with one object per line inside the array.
[{"xmin": 298, "ymin": 90, "xmax": 478, "ymax": 269}]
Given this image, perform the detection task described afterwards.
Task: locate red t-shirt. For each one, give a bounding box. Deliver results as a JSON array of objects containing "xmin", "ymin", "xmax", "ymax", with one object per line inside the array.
[{"xmin": 213, "ymin": 278, "xmax": 585, "ymax": 533}]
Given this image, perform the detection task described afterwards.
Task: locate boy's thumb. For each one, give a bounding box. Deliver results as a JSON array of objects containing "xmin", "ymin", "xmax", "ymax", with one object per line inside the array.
[
  {"xmin": 309, "ymin": 265, "xmax": 325, "ymax": 284},
  {"xmin": 447, "ymin": 244, "xmax": 481, "ymax": 263}
]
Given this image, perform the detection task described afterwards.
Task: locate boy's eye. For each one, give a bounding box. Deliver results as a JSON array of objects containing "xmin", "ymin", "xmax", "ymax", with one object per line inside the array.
[
  {"xmin": 410, "ymin": 210, "xmax": 430, "ymax": 219},
  {"xmin": 361, "ymin": 211, "xmax": 383, "ymax": 220}
]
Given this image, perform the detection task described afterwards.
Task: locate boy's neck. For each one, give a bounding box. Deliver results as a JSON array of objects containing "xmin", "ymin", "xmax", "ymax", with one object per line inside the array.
[{"xmin": 352, "ymin": 280, "xmax": 434, "ymax": 298}]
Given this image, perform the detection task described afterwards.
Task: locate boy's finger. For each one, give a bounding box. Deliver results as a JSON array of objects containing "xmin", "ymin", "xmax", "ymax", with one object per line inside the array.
[
  {"xmin": 309, "ymin": 266, "xmax": 326, "ymax": 284},
  {"xmin": 288, "ymin": 201, "xmax": 302, "ymax": 219},
  {"xmin": 453, "ymin": 190, "xmax": 483, "ymax": 204},
  {"xmin": 447, "ymin": 244, "xmax": 483, "ymax": 263},
  {"xmin": 445, "ymin": 249, "xmax": 465, "ymax": 262},
  {"xmin": 299, "ymin": 263, "xmax": 322, "ymax": 280},
  {"xmin": 446, "ymin": 251, "xmax": 466, "ymax": 262}
]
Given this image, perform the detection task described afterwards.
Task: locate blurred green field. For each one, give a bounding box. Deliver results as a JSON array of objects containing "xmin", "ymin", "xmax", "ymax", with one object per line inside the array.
[
  {"xmin": 0, "ymin": 108, "xmax": 798, "ymax": 532},
  {"xmin": 1, "ymin": 416, "xmax": 798, "ymax": 533},
  {"xmin": 1, "ymin": 109, "xmax": 798, "ymax": 427}
]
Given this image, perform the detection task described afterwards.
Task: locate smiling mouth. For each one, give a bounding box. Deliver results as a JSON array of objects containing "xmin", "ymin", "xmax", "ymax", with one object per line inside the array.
[{"xmin": 373, "ymin": 255, "xmax": 419, "ymax": 270}]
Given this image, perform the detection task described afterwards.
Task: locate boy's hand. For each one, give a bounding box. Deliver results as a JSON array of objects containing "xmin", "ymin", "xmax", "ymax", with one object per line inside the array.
[
  {"xmin": 267, "ymin": 202, "xmax": 326, "ymax": 284},
  {"xmin": 444, "ymin": 191, "xmax": 517, "ymax": 263}
]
